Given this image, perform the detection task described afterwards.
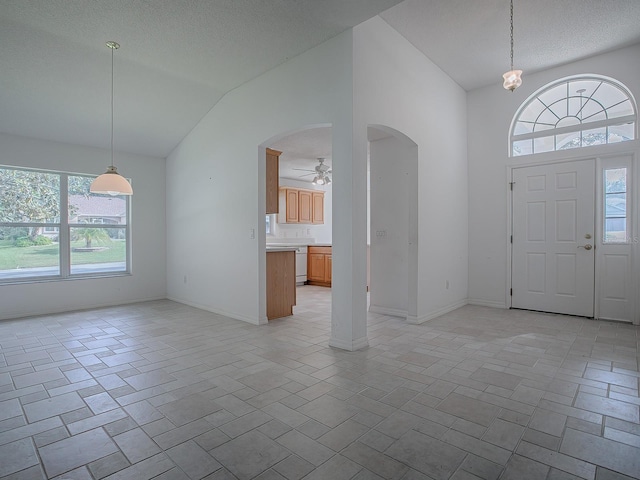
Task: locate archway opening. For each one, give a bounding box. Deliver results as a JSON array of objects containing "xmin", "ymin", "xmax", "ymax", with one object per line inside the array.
[
  {"xmin": 258, "ymin": 124, "xmax": 333, "ymax": 324},
  {"xmin": 367, "ymin": 125, "xmax": 419, "ymax": 321}
]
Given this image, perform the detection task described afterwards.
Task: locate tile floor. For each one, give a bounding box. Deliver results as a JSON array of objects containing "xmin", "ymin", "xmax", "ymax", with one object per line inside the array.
[{"xmin": 1, "ymin": 285, "xmax": 639, "ymax": 480}]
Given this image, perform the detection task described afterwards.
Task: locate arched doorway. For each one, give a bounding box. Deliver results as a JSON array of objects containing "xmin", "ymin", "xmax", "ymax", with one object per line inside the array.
[
  {"xmin": 368, "ymin": 125, "xmax": 419, "ymax": 322},
  {"xmin": 258, "ymin": 124, "xmax": 333, "ymax": 324}
]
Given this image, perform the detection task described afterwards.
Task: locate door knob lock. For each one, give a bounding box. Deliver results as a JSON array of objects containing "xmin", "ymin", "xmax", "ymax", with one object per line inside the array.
[{"xmin": 578, "ymin": 244, "xmax": 593, "ymax": 250}]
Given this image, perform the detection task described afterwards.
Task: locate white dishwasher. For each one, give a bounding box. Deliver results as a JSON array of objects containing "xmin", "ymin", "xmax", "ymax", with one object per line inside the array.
[{"xmin": 295, "ymin": 246, "xmax": 308, "ymax": 285}]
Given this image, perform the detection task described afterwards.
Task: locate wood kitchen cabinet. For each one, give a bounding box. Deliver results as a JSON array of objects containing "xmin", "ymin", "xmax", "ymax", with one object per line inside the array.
[
  {"xmin": 266, "ymin": 250, "xmax": 296, "ymax": 319},
  {"xmin": 307, "ymin": 246, "xmax": 331, "ymax": 287},
  {"xmin": 312, "ymin": 191, "xmax": 324, "ymax": 224},
  {"xmin": 266, "ymin": 148, "xmax": 281, "ymax": 214},
  {"xmin": 298, "ymin": 190, "xmax": 312, "ymax": 223},
  {"xmin": 283, "ymin": 188, "xmax": 298, "ymax": 222},
  {"xmin": 279, "ymin": 187, "xmax": 324, "ymax": 224}
]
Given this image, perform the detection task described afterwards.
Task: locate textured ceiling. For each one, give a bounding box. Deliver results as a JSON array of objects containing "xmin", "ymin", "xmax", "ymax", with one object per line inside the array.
[
  {"xmin": 1, "ymin": 0, "xmax": 639, "ymax": 160},
  {"xmin": 381, "ymin": 0, "xmax": 640, "ymax": 91},
  {"xmin": 0, "ymin": 0, "xmax": 403, "ymax": 158}
]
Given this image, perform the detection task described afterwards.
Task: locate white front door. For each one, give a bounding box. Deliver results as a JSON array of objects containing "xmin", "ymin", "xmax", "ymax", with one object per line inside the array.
[{"xmin": 512, "ymin": 159, "xmax": 595, "ymax": 317}]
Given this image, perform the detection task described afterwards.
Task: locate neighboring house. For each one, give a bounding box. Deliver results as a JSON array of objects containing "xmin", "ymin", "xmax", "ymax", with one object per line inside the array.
[
  {"xmin": 42, "ymin": 195, "xmax": 126, "ymax": 238},
  {"xmin": 68, "ymin": 195, "xmax": 127, "ymax": 225}
]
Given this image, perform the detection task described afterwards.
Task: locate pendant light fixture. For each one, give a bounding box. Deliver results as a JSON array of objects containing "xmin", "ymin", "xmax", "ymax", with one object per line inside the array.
[
  {"xmin": 90, "ymin": 41, "xmax": 133, "ymax": 196},
  {"xmin": 502, "ymin": 0, "xmax": 523, "ymax": 92}
]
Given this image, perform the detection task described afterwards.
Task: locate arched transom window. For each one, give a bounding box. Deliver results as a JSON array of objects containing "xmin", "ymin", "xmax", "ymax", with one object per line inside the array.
[{"xmin": 511, "ymin": 76, "xmax": 636, "ymax": 156}]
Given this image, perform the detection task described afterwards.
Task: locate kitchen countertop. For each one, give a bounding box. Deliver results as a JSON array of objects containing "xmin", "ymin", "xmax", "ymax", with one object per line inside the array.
[
  {"xmin": 266, "ymin": 246, "xmax": 298, "ymax": 252},
  {"xmin": 266, "ymin": 243, "xmax": 332, "ymax": 250}
]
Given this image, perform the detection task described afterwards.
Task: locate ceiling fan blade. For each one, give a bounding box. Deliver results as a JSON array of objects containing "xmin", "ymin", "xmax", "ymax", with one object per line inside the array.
[{"xmin": 292, "ymin": 168, "xmax": 315, "ymax": 172}]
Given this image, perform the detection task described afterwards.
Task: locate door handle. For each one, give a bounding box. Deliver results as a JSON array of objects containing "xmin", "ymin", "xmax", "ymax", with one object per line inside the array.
[{"xmin": 577, "ymin": 244, "xmax": 593, "ymax": 250}]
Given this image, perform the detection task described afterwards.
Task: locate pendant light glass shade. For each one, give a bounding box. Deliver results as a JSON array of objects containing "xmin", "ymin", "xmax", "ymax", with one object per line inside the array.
[
  {"xmin": 90, "ymin": 41, "xmax": 133, "ymax": 196},
  {"xmin": 503, "ymin": 69, "xmax": 523, "ymax": 91},
  {"xmin": 90, "ymin": 165, "xmax": 133, "ymax": 195}
]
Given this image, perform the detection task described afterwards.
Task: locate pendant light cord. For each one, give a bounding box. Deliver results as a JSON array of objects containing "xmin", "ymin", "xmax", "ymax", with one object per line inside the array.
[
  {"xmin": 105, "ymin": 41, "xmax": 119, "ymax": 170},
  {"xmin": 510, "ymin": 0, "xmax": 514, "ymax": 71},
  {"xmin": 110, "ymin": 43, "xmax": 115, "ymax": 167}
]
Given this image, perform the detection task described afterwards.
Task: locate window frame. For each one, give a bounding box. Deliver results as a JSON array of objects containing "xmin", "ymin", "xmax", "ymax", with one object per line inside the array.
[
  {"xmin": 510, "ymin": 75, "xmax": 637, "ymax": 157},
  {"xmin": 0, "ymin": 165, "xmax": 131, "ymax": 284}
]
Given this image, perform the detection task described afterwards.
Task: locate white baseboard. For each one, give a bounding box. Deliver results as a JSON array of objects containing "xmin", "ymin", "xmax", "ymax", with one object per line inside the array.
[
  {"xmin": 0, "ymin": 295, "xmax": 166, "ymax": 322},
  {"xmin": 368, "ymin": 304, "xmax": 407, "ymax": 318},
  {"xmin": 467, "ymin": 298, "xmax": 508, "ymax": 309},
  {"xmin": 329, "ymin": 335, "xmax": 369, "ymax": 351},
  {"xmin": 166, "ymin": 296, "xmax": 262, "ymax": 325},
  {"xmin": 406, "ymin": 299, "xmax": 468, "ymax": 324}
]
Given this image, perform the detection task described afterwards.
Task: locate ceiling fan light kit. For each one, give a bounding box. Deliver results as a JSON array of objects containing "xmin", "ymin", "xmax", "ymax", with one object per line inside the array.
[
  {"xmin": 293, "ymin": 157, "xmax": 332, "ymax": 185},
  {"xmin": 90, "ymin": 41, "xmax": 133, "ymax": 196},
  {"xmin": 312, "ymin": 173, "xmax": 331, "ymax": 185}
]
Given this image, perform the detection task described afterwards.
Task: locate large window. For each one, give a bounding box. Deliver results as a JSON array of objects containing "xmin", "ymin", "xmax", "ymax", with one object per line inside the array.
[
  {"xmin": 0, "ymin": 166, "xmax": 130, "ymax": 282},
  {"xmin": 511, "ymin": 76, "xmax": 636, "ymax": 156}
]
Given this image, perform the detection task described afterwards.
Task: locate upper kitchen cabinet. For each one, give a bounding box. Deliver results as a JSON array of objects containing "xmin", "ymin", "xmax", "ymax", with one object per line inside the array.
[
  {"xmin": 279, "ymin": 187, "xmax": 324, "ymax": 224},
  {"xmin": 298, "ymin": 189, "xmax": 312, "ymax": 223},
  {"xmin": 266, "ymin": 148, "xmax": 281, "ymax": 214},
  {"xmin": 312, "ymin": 191, "xmax": 324, "ymax": 224},
  {"xmin": 283, "ymin": 188, "xmax": 298, "ymax": 222}
]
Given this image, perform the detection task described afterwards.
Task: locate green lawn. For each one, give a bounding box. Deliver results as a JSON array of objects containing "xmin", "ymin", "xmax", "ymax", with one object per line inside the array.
[{"xmin": 0, "ymin": 240, "xmax": 126, "ymax": 270}]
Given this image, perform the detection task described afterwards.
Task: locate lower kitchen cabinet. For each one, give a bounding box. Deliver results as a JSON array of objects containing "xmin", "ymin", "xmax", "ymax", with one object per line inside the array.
[
  {"xmin": 307, "ymin": 246, "xmax": 331, "ymax": 287},
  {"xmin": 266, "ymin": 250, "xmax": 296, "ymax": 319}
]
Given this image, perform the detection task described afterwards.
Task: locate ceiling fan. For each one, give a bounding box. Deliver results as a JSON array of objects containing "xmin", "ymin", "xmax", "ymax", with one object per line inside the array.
[{"xmin": 292, "ymin": 158, "xmax": 332, "ymax": 185}]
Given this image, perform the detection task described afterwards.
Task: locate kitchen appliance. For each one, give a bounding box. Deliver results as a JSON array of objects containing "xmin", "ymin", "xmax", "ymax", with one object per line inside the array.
[{"xmin": 295, "ymin": 246, "xmax": 307, "ymax": 285}]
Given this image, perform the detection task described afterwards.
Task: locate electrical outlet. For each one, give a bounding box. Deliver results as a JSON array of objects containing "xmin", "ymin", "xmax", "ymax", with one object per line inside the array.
[{"xmin": 249, "ymin": 228, "xmax": 255, "ymax": 239}]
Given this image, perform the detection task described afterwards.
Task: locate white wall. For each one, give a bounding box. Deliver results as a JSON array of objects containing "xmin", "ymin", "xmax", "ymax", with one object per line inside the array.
[
  {"xmin": 167, "ymin": 15, "xmax": 468, "ymax": 342},
  {"xmin": 0, "ymin": 133, "xmax": 167, "ymax": 320},
  {"xmin": 166, "ymin": 32, "xmax": 354, "ymax": 330},
  {"xmin": 467, "ymin": 44, "xmax": 640, "ymax": 313},
  {"xmin": 353, "ymin": 17, "xmax": 469, "ymax": 323}
]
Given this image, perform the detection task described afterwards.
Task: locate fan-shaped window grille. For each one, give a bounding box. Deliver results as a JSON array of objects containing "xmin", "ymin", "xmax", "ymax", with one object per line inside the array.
[{"xmin": 511, "ymin": 76, "xmax": 636, "ymax": 156}]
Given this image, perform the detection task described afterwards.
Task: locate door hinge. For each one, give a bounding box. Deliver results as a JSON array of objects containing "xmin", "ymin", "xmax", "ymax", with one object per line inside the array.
[
  {"xmin": 509, "ymin": 182, "xmax": 515, "ymax": 191},
  {"xmin": 510, "ymin": 288, "xmax": 513, "ymax": 296},
  {"xmin": 510, "ymin": 235, "xmax": 513, "ymax": 244}
]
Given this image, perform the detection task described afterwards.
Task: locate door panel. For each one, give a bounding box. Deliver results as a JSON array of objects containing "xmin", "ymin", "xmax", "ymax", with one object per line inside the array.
[
  {"xmin": 308, "ymin": 253, "xmax": 325, "ymax": 282},
  {"xmin": 286, "ymin": 189, "xmax": 298, "ymax": 223},
  {"xmin": 312, "ymin": 192, "xmax": 324, "ymax": 224},
  {"xmin": 298, "ymin": 190, "xmax": 312, "ymax": 224},
  {"xmin": 512, "ymin": 159, "xmax": 595, "ymax": 316}
]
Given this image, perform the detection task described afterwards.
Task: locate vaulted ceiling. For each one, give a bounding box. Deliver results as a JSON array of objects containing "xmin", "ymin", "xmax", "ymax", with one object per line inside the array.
[{"xmin": 1, "ymin": 0, "xmax": 639, "ymax": 160}]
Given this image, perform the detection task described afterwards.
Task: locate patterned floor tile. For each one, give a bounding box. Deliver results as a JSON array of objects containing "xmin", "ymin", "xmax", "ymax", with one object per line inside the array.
[{"xmin": 0, "ymin": 288, "xmax": 638, "ymax": 479}]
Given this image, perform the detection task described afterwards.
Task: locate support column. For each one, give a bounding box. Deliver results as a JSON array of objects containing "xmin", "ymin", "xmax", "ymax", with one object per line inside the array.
[{"xmin": 329, "ymin": 122, "xmax": 369, "ymax": 351}]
